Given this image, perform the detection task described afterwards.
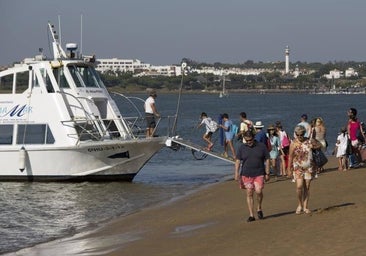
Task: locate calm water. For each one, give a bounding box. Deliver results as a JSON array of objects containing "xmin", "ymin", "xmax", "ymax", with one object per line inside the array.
[{"xmin": 1, "ymin": 93, "xmax": 366, "ymax": 254}]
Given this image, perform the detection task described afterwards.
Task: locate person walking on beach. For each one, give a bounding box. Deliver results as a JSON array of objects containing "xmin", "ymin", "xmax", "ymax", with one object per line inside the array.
[
  {"xmin": 336, "ymin": 127, "xmax": 349, "ymax": 171},
  {"xmin": 253, "ymin": 121, "xmax": 268, "ymax": 145},
  {"xmin": 144, "ymin": 90, "xmax": 160, "ymax": 137},
  {"xmin": 267, "ymin": 124, "xmax": 280, "ymax": 177},
  {"xmin": 276, "ymin": 121, "xmax": 291, "ymax": 176},
  {"xmin": 287, "ymin": 125, "xmax": 319, "ymax": 214},
  {"xmin": 235, "ymin": 131, "xmax": 270, "ymax": 222},
  {"xmin": 310, "ymin": 117, "xmax": 327, "ymax": 174},
  {"xmin": 197, "ymin": 112, "xmax": 217, "ymax": 151},
  {"xmin": 237, "ymin": 112, "xmax": 254, "ymax": 143},
  {"xmin": 347, "ymin": 108, "xmax": 365, "ymax": 165},
  {"xmin": 218, "ymin": 113, "xmax": 236, "ymax": 159},
  {"xmin": 297, "ymin": 114, "xmax": 311, "ymax": 139}
]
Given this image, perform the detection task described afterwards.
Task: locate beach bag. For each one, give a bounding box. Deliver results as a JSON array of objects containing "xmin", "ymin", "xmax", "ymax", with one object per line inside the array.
[
  {"xmin": 208, "ymin": 119, "xmax": 219, "ymax": 133},
  {"xmin": 266, "ymin": 137, "xmax": 272, "ymax": 151},
  {"xmin": 282, "ymin": 134, "xmax": 290, "ymax": 148},
  {"xmin": 312, "ymin": 149, "xmax": 328, "ymax": 167}
]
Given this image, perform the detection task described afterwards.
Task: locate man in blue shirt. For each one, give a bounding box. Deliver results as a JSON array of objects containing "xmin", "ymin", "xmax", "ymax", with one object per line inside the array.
[{"xmin": 235, "ymin": 131, "xmax": 270, "ymax": 222}]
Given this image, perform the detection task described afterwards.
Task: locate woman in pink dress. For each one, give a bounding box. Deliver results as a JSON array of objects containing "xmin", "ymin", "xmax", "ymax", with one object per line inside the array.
[{"xmin": 347, "ymin": 108, "xmax": 365, "ymax": 164}]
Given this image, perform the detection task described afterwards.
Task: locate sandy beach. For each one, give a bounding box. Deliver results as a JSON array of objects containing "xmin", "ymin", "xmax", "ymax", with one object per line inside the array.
[{"xmin": 14, "ymin": 156, "xmax": 366, "ymax": 256}]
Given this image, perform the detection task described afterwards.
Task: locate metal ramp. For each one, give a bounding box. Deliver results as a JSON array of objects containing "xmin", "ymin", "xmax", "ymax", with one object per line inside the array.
[{"xmin": 167, "ymin": 137, "xmax": 235, "ymax": 164}]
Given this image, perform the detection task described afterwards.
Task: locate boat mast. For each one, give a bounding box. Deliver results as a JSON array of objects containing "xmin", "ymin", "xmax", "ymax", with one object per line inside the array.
[{"xmin": 48, "ymin": 22, "xmax": 67, "ymax": 59}]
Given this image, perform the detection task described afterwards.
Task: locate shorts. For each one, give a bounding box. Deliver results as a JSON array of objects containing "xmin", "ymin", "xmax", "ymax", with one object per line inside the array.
[
  {"xmin": 241, "ymin": 175, "xmax": 264, "ymax": 190},
  {"xmin": 351, "ymin": 139, "xmax": 360, "ymax": 147},
  {"xmin": 145, "ymin": 113, "xmax": 156, "ymax": 128},
  {"xmin": 205, "ymin": 131, "xmax": 213, "ymax": 136}
]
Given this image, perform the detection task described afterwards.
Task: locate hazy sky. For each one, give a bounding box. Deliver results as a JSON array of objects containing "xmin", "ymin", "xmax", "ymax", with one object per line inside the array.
[{"xmin": 1, "ymin": 0, "xmax": 366, "ymax": 66}]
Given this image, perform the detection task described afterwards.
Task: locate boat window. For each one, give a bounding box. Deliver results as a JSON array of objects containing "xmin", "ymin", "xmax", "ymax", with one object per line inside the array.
[
  {"xmin": 0, "ymin": 74, "xmax": 13, "ymax": 93},
  {"xmin": 16, "ymin": 124, "xmax": 55, "ymax": 144},
  {"xmin": 15, "ymin": 71, "xmax": 29, "ymax": 94},
  {"xmin": 45, "ymin": 71, "xmax": 55, "ymax": 93},
  {"xmin": 90, "ymin": 68, "xmax": 106, "ymax": 88},
  {"xmin": 53, "ymin": 67, "xmax": 70, "ymax": 88},
  {"xmin": 68, "ymin": 64, "xmax": 100, "ymax": 88},
  {"xmin": 78, "ymin": 66, "xmax": 99, "ymax": 88},
  {"xmin": 68, "ymin": 65, "xmax": 84, "ymax": 87},
  {"xmin": 0, "ymin": 125, "xmax": 13, "ymax": 144}
]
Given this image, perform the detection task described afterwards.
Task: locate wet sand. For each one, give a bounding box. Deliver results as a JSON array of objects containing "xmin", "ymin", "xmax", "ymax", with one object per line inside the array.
[{"xmin": 13, "ymin": 156, "xmax": 366, "ymax": 256}]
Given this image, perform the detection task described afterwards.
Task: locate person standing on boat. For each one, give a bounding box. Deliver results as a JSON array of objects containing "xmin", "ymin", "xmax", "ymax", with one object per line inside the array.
[{"xmin": 144, "ymin": 90, "xmax": 160, "ymax": 137}]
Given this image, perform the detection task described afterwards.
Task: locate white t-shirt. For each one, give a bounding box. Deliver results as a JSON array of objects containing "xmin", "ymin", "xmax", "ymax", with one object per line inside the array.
[{"xmin": 145, "ymin": 96, "xmax": 155, "ymax": 114}]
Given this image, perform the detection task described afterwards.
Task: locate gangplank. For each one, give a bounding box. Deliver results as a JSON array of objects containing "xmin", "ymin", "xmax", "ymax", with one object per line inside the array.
[{"xmin": 166, "ymin": 137, "xmax": 235, "ymax": 164}]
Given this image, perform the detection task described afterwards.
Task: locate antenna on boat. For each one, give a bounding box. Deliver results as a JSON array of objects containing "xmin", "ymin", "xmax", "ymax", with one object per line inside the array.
[
  {"xmin": 80, "ymin": 14, "xmax": 83, "ymax": 56},
  {"xmin": 171, "ymin": 61, "xmax": 187, "ymax": 135},
  {"xmin": 58, "ymin": 15, "xmax": 62, "ymax": 47}
]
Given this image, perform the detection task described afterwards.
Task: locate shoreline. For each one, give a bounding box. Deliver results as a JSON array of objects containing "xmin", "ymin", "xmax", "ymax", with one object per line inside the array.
[{"xmin": 10, "ymin": 156, "xmax": 366, "ymax": 256}]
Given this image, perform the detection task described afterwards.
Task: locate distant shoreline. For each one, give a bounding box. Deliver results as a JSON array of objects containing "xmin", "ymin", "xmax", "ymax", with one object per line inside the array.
[{"xmin": 110, "ymin": 88, "xmax": 365, "ymax": 95}]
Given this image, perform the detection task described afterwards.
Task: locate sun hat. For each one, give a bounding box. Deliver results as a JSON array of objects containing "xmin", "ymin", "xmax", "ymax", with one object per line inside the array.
[
  {"xmin": 254, "ymin": 121, "xmax": 264, "ymax": 128},
  {"xmin": 267, "ymin": 124, "xmax": 276, "ymax": 130}
]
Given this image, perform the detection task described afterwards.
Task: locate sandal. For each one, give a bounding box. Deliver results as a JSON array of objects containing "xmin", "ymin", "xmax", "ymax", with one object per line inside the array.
[
  {"xmin": 295, "ymin": 206, "xmax": 302, "ymax": 215},
  {"xmin": 304, "ymin": 209, "xmax": 311, "ymax": 214}
]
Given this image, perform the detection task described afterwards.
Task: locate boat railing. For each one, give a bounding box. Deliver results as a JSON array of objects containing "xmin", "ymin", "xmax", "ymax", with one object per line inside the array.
[
  {"xmin": 57, "ymin": 91, "xmax": 177, "ymax": 143},
  {"xmin": 61, "ymin": 114, "xmax": 176, "ymax": 143}
]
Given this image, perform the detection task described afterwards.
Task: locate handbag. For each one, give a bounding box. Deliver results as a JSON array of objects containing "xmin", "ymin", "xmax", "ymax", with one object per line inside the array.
[
  {"xmin": 282, "ymin": 134, "xmax": 290, "ymax": 148},
  {"xmin": 312, "ymin": 148, "xmax": 328, "ymax": 167}
]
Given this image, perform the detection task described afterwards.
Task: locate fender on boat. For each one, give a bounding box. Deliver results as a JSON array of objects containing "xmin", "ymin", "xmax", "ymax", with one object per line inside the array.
[{"xmin": 19, "ymin": 146, "xmax": 26, "ymax": 172}]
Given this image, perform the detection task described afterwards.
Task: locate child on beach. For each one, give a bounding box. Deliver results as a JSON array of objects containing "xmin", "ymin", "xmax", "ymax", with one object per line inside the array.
[{"xmin": 336, "ymin": 127, "xmax": 349, "ymax": 171}]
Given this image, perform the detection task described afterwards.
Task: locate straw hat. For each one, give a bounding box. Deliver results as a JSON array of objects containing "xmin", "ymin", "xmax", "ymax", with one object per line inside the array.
[{"xmin": 254, "ymin": 121, "xmax": 264, "ymax": 128}]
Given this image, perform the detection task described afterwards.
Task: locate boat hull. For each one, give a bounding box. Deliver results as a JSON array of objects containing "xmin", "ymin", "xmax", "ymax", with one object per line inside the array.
[{"xmin": 0, "ymin": 137, "xmax": 166, "ymax": 182}]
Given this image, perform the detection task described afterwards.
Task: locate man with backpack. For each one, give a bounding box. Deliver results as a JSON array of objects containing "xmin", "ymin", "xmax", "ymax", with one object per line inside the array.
[{"xmin": 237, "ymin": 112, "xmax": 255, "ymax": 143}]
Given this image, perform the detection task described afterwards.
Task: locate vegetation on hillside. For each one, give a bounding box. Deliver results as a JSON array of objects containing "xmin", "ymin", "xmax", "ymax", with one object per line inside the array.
[{"xmin": 99, "ymin": 60, "xmax": 366, "ymax": 93}]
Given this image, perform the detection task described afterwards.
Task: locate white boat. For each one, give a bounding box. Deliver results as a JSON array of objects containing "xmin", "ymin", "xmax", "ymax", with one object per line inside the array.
[{"xmin": 0, "ymin": 22, "xmax": 171, "ymax": 181}]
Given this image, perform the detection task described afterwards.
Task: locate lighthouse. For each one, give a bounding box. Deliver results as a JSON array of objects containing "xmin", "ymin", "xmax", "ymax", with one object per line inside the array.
[{"xmin": 285, "ymin": 46, "xmax": 290, "ymax": 74}]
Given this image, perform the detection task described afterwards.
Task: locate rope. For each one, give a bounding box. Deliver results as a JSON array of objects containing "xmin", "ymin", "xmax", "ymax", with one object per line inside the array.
[{"xmin": 171, "ymin": 62, "xmax": 186, "ymax": 135}]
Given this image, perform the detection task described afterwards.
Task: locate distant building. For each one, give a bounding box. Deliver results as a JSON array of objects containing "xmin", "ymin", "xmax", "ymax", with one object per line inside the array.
[
  {"xmin": 95, "ymin": 58, "xmax": 151, "ymax": 73},
  {"xmin": 324, "ymin": 69, "xmax": 343, "ymax": 79},
  {"xmin": 95, "ymin": 58, "xmax": 182, "ymax": 77},
  {"xmin": 345, "ymin": 67, "xmax": 358, "ymax": 78},
  {"xmin": 323, "ymin": 68, "xmax": 358, "ymax": 79}
]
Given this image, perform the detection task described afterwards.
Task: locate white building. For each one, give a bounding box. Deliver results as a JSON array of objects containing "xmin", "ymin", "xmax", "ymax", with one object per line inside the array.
[
  {"xmin": 345, "ymin": 67, "xmax": 358, "ymax": 78},
  {"xmin": 95, "ymin": 58, "xmax": 151, "ymax": 73},
  {"xmin": 324, "ymin": 69, "xmax": 343, "ymax": 79},
  {"xmin": 95, "ymin": 58, "xmax": 181, "ymax": 77}
]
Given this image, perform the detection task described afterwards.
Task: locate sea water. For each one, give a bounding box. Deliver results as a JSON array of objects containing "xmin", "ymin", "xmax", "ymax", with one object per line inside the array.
[{"xmin": 1, "ymin": 93, "xmax": 366, "ymax": 254}]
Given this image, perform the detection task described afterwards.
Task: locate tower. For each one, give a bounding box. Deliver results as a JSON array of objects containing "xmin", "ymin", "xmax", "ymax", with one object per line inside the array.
[{"xmin": 285, "ymin": 46, "xmax": 290, "ymax": 74}]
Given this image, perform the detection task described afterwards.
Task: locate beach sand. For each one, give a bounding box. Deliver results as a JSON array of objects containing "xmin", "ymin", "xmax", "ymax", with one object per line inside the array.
[{"xmin": 15, "ymin": 156, "xmax": 366, "ymax": 256}]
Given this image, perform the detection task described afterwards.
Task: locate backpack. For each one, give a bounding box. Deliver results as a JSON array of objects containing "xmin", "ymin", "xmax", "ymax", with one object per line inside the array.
[
  {"xmin": 244, "ymin": 120, "xmax": 256, "ymax": 135},
  {"xmin": 231, "ymin": 123, "xmax": 239, "ymax": 137},
  {"xmin": 208, "ymin": 119, "xmax": 219, "ymax": 133}
]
